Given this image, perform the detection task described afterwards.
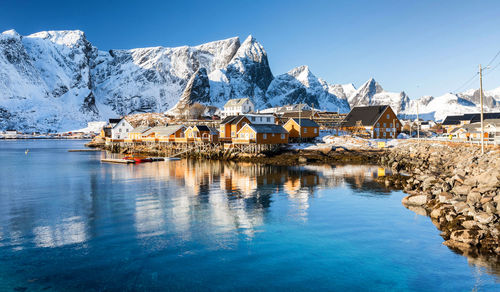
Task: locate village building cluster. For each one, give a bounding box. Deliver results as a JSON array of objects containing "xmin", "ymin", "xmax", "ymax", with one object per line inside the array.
[{"xmin": 80, "ymin": 96, "xmax": 500, "ymax": 146}]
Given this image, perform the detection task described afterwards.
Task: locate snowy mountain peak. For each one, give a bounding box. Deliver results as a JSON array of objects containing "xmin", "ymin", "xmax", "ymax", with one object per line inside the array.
[
  {"xmin": 1, "ymin": 29, "xmax": 21, "ymax": 38},
  {"xmin": 288, "ymin": 65, "xmax": 316, "ymax": 87},
  {"xmin": 27, "ymin": 30, "xmax": 88, "ymax": 48},
  {"xmin": 232, "ymin": 35, "xmax": 267, "ymax": 64},
  {"xmin": 348, "ymin": 78, "xmax": 408, "ymax": 113}
]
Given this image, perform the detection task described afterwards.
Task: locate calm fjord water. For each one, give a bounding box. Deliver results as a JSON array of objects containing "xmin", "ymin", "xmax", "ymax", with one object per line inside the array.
[{"xmin": 0, "ymin": 140, "xmax": 499, "ymax": 291}]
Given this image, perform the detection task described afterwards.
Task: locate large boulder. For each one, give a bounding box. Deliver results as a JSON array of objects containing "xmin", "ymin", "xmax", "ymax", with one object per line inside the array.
[
  {"xmin": 405, "ymin": 194, "xmax": 428, "ymax": 206},
  {"xmin": 450, "ymin": 229, "xmax": 485, "ymax": 245}
]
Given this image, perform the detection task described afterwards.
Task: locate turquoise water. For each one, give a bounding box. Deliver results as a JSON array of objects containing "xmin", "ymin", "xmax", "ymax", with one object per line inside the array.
[{"xmin": 0, "ymin": 140, "xmax": 498, "ymax": 291}]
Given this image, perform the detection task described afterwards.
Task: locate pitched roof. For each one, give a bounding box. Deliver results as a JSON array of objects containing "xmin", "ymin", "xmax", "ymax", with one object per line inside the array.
[
  {"xmin": 143, "ymin": 125, "xmax": 185, "ymax": 137},
  {"xmin": 485, "ymin": 118, "xmax": 500, "ymax": 126},
  {"xmin": 207, "ymin": 127, "xmax": 219, "ymax": 135},
  {"xmin": 220, "ymin": 115, "xmax": 248, "ymax": 124},
  {"xmin": 130, "ymin": 126, "xmax": 151, "ymax": 134},
  {"xmin": 194, "ymin": 125, "xmax": 210, "ymax": 132},
  {"xmin": 288, "ymin": 118, "xmax": 320, "ymax": 127},
  {"xmin": 109, "ymin": 118, "xmax": 121, "ymax": 124},
  {"xmin": 470, "ymin": 112, "xmax": 500, "ymax": 123},
  {"xmin": 224, "ymin": 98, "xmax": 251, "ymax": 107},
  {"xmin": 246, "ymin": 124, "xmax": 288, "ymax": 134},
  {"xmin": 342, "ymin": 106, "xmax": 390, "ymax": 127},
  {"xmin": 280, "ymin": 110, "xmax": 318, "ymax": 119},
  {"xmin": 441, "ymin": 115, "xmax": 463, "ymax": 125}
]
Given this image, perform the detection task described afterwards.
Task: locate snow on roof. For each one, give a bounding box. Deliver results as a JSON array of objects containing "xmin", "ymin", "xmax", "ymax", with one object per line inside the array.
[
  {"xmin": 143, "ymin": 125, "xmax": 185, "ymax": 136},
  {"xmin": 130, "ymin": 126, "xmax": 151, "ymax": 134},
  {"xmin": 224, "ymin": 98, "xmax": 250, "ymax": 107}
]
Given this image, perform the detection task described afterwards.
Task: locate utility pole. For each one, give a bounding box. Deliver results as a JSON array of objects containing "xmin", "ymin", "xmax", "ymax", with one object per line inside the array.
[
  {"xmin": 393, "ymin": 119, "xmax": 396, "ymax": 138},
  {"xmin": 479, "ymin": 64, "xmax": 485, "ymax": 154},
  {"xmin": 299, "ymin": 103, "xmax": 302, "ymax": 141},
  {"xmin": 416, "ymin": 102, "xmax": 420, "ymax": 140}
]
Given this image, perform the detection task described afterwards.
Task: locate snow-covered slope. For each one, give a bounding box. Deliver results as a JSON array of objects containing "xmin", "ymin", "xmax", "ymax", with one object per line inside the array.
[
  {"xmin": 2, "ymin": 28, "xmax": 500, "ymax": 131},
  {"xmin": 402, "ymin": 93, "xmax": 479, "ymax": 121},
  {"xmin": 265, "ymin": 65, "xmax": 350, "ymax": 112},
  {"xmin": 347, "ymin": 78, "xmax": 409, "ymax": 113},
  {"xmin": 401, "ymin": 88, "xmax": 500, "ymax": 121},
  {"xmin": 0, "ymin": 30, "xmax": 98, "ymax": 132}
]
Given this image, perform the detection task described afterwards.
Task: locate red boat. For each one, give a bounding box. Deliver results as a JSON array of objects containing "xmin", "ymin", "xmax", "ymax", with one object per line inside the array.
[{"xmin": 123, "ymin": 156, "xmax": 153, "ymax": 163}]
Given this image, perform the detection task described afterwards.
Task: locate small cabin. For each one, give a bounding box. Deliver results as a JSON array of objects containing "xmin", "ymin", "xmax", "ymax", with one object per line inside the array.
[
  {"xmin": 142, "ymin": 125, "xmax": 186, "ymax": 142},
  {"xmin": 234, "ymin": 124, "xmax": 289, "ymax": 144},
  {"xmin": 219, "ymin": 115, "xmax": 251, "ymax": 141},
  {"xmin": 127, "ymin": 126, "xmax": 151, "ymax": 141},
  {"xmin": 283, "ymin": 118, "xmax": 320, "ymax": 139},
  {"xmin": 111, "ymin": 118, "xmax": 133, "ymax": 140},
  {"xmin": 341, "ymin": 105, "xmax": 401, "ymax": 139},
  {"xmin": 222, "ymin": 97, "xmax": 254, "ymax": 118}
]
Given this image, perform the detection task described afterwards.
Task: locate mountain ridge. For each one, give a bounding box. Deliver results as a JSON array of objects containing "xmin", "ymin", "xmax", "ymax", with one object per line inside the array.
[{"xmin": 1, "ymin": 29, "xmax": 499, "ymax": 131}]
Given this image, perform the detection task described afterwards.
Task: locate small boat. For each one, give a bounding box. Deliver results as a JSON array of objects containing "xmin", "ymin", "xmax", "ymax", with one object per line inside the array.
[
  {"xmin": 123, "ymin": 155, "xmax": 152, "ymax": 163},
  {"xmin": 164, "ymin": 157, "xmax": 181, "ymax": 161}
]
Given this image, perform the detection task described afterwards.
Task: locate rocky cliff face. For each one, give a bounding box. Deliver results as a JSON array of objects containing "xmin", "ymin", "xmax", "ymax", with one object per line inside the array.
[
  {"xmin": 1, "ymin": 30, "xmax": 353, "ymax": 132},
  {"xmin": 266, "ymin": 65, "xmax": 350, "ymax": 112},
  {"xmin": 2, "ymin": 29, "xmax": 500, "ymax": 132},
  {"xmin": 347, "ymin": 78, "xmax": 409, "ymax": 113},
  {"xmin": 166, "ymin": 68, "xmax": 211, "ymax": 116}
]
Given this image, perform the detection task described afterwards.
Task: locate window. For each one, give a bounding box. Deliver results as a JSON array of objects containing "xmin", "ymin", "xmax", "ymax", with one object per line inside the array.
[
  {"xmin": 383, "ymin": 132, "xmax": 386, "ymax": 137},
  {"xmin": 314, "ymin": 128, "xmax": 317, "ymax": 133},
  {"xmin": 383, "ymin": 123, "xmax": 386, "ymax": 128},
  {"xmin": 263, "ymin": 134, "xmax": 267, "ymax": 139},
  {"xmin": 251, "ymin": 117, "xmax": 255, "ymax": 121},
  {"xmin": 387, "ymin": 114, "xmax": 390, "ymax": 119},
  {"xmin": 231, "ymin": 131, "xmax": 235, "ymax": 136},
  {"xmin": 396, "ymin": 123, "xmax": 399, "ymax": 128},
  {"xmin": 281, "ymin": 134, "xmax": 285, "ymax": 139},
  {"xmin": 126, "ymin": 129, "xmax": 129, "ymax": 132},
  {"xmin": 304, "ymin": 128, "xmax": 307, "ymax": 133},
  {"xmin": 266, "ymin": 117, "xmax": 270, "ymax": 122},
  {"xmin": 250, "ymin": 133, "xmax": 254, "ymax": 139},
  {"xmin": 377, "ymin": 123, "xmax": 380, "ymax": 127},
  {"xmin": 119, "ymin": 128, "xmax": 122, "ymax": 132}
]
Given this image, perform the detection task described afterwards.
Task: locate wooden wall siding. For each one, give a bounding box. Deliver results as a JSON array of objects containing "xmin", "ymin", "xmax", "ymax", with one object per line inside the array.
[
  {"xmin": 284, "ymin": 121, "xmax": 319, "ymax": 138},
  {"xmin": 220, "ymin": 124, "xmax": 232, "ymax": 138},
  {"xmin": 234, "ymin": 126, "xmax": 288, "ymax": 144},
  {"xmin": 372, "ymin": 107, "xmax": 401, "ymax": 139}
]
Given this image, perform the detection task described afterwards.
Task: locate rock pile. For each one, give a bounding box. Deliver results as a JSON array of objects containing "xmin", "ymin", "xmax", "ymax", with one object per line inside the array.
[{"xmin": 380, "ymin": 142, "xmax": 500, "ymax": 255}]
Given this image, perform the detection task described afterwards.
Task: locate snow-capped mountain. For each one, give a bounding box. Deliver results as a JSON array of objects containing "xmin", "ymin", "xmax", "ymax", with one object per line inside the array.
[
  {"xmin": 265, "ymin": 65, "xmax": 350, "ymax": 112},
  {"xmin": 347, "ymin": 78, "xmax": 410, "ymax": 113},
  {"xmin": 2, "ymin": 28, "xmax": 500, "ymax": 131},
  {"xmin": 0, "ymin": 30, "xmax": 277, "ymax": 132},
  {"xmin": 400, "ymin": 87, "xmax": 500, "ymax": 121}
]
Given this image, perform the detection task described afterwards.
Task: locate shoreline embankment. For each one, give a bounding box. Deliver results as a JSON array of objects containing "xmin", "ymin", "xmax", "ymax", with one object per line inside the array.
[{"xmin": 379, "ymin": 141, "xmax": 500, "ymax": 256}]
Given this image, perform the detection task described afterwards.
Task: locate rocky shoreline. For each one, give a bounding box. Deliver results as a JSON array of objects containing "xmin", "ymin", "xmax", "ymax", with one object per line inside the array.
[{"xmin": 379, "ymin": 141, "xmax": 500, "ymax": 256}]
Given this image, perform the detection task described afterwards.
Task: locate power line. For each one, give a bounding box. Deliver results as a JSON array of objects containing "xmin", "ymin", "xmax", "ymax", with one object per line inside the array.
[
  {"xmin": 483, "ymin": 59, "xmax": 500, "ymax": 76},
  {"xmin": 451, "ymin": 72, "xmax": 478, "ymax": 94},
  {"xmin": 486, "ymin": 49, "xmax": 500, "ymax": 67}
]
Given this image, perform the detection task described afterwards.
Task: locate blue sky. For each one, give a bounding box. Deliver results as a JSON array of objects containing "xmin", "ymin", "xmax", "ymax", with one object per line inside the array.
[{"xmin": 2, "ymin": 0, "xmax": 500, "ymax": 98}]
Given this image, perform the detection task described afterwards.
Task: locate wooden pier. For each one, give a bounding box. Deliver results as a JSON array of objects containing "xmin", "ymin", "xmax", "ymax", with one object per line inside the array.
[
  {"xmin": 101, "ymin": 158, "xmax": 134, "ymax": 164},
  {"xmin": 68, "ymin": 149, "xmax": 102, "ymax": 152}
]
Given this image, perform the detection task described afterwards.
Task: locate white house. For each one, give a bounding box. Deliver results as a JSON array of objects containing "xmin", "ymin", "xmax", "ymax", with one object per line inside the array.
[
  {"xmin": 244, "ymin": 113, "xmax": 276, "ymax": 124},
  {"xmin": 222, "ymin": 98, "xmax": 254, "ymax": 117},
  {"xmin": 111, "ymin": 118, "xmax": 134, "ymax": 140}
]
